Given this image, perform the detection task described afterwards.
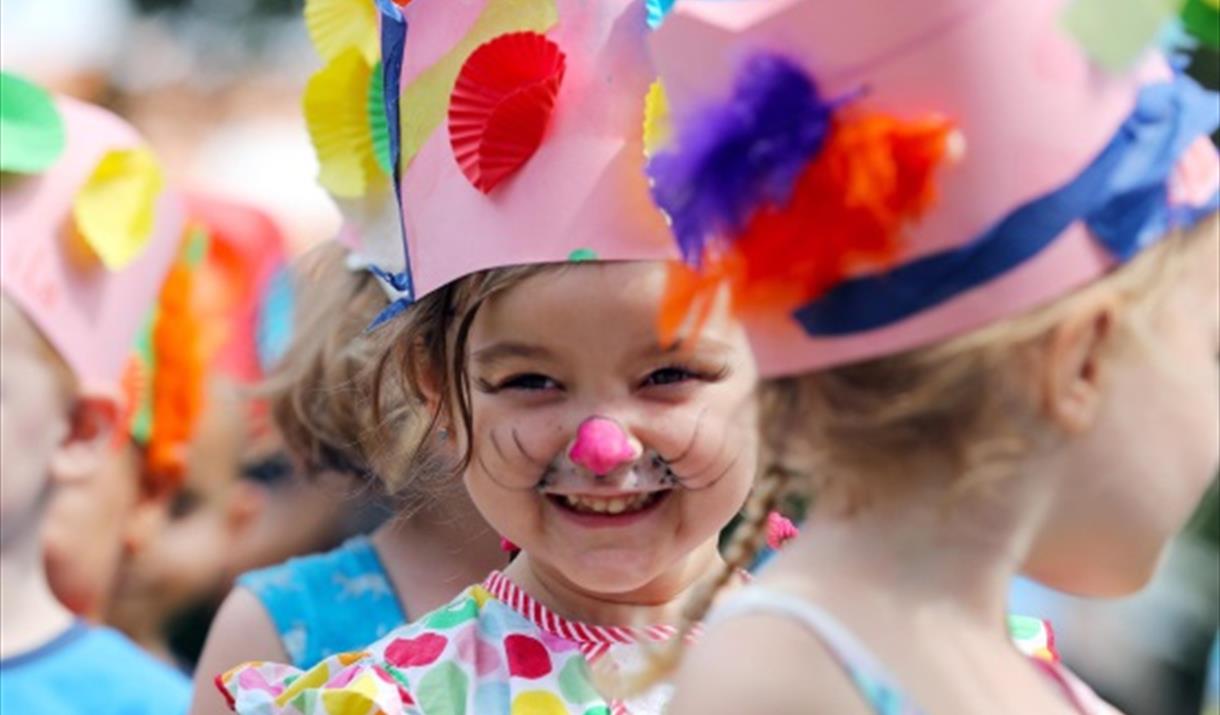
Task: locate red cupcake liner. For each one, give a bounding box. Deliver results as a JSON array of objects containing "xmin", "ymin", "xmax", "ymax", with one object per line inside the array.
[{"xmin": 449, "ymin": 31, "xmax": 567, "ymax": 193}]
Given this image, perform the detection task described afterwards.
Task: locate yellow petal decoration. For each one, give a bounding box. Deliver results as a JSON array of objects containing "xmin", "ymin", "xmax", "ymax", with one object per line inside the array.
[
  {"xmin": 304, "ymin": 47, "xmax": 385, "ymax": 198},
  {"xmin": 643, "ymin": 79, "xmax": 672, "ymax": 157},
  {"xmin": 305, "ymin": 0, "xmax": 380, "ymax": 64},
  {"xmin": 72, "ymin": 147, "xmax": 164, "ymax": 270},
  {"xmin": 398, "ymin": 0, "xmax": 558, "ymax": 172}
]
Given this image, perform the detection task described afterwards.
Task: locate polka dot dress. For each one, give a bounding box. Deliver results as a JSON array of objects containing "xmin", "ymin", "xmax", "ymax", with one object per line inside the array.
[{"xmin": 217, "ymin": 571, "xmax": 689, "ymax": 715}]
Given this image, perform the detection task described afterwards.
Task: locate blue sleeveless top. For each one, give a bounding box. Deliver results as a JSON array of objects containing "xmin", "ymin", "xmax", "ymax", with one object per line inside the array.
[{"xmin": 236, "ymin": 536, "xmax": 407, "ymax": 668}]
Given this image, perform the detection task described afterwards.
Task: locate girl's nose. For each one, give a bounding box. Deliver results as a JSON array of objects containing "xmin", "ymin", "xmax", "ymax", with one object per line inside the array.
[{"xmin": 567, "ymin": 416, "xmax": 641, "ymax": 475}]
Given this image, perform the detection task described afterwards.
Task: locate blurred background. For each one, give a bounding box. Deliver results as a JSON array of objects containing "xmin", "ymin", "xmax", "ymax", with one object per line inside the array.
[
  {"xmin": 1, "ymin": 1, "xmax": 1216, "ymax": 713},
  {"xmin": 0, "ymin": 0, "xmax": 340, "ymax": 252}
]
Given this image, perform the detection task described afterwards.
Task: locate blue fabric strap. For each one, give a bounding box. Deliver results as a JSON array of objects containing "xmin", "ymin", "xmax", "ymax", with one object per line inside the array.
[{"xmin": 368, "ymin": 0, "xmax": 415, "ymax": 332}]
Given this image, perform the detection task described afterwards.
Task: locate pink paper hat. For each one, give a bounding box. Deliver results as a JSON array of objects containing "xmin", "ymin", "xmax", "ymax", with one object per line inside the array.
[
  {"xmin": 301, "ymin": 0, "xmax": 678, "ymax": 327},
  {"xmin": 646, "ymin": 0, "xmax": 1220, "ymax": 376},
  {"xmin": 118, "ymin": 195, "xmax": 293, "ymax": 483},
  {"xmin": 185, "ymin": 193, "xmax": 293, "ymax": 383},
  {"xmin": 0, "ymin": 83, "xmax": 183, "ymax": 388}
]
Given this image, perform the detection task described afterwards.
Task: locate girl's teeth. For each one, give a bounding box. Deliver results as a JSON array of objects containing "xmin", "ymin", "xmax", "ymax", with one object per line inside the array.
[{"xmin": 560, "ymin": 493, "xmax": 655, "ymax": 515}]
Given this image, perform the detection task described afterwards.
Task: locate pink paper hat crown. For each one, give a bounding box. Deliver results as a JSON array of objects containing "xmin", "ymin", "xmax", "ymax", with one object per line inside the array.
[
  {"xmin": 0, "ymin": 72, "xmax": 183, "ymax": 387},
  {"xmin": 646, "ymin": 0, "xmax": 1220, "ymax": 376},
  {"xmin": 300, "ymin": 0, "xmax": 678, "ymax": 328}
]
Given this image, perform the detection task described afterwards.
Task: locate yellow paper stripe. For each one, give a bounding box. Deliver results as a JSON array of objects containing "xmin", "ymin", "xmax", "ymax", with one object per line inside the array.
[
  {"xmin": 72, "ymin": 147, "xmax": 164, "ymax": 270},
  {"xmin": 397, "ymin": 0, "xmax": 559, "ymax": 172}
]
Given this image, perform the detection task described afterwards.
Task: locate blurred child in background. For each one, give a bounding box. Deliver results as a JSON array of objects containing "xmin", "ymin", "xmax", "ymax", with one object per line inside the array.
[
  {"xmin": 102, "ymin": 196, "xmax": 370, "ymax": 669},
  {"xmin": 188, "ymin": 232, "xmax": 507, "ymax": 715},
  {"xmin": 0, "ymin": 71, "xmax": 192, "ymax": 712}
]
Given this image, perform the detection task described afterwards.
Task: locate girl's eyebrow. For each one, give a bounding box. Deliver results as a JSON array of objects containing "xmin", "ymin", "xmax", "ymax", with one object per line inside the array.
[
  {"xmin": 472, "ymin": 341, "xmax": 555, "ymax": 367},
  {"xmin": 642, "ymin": 337, "xmax": 735, "ymax": 361}
]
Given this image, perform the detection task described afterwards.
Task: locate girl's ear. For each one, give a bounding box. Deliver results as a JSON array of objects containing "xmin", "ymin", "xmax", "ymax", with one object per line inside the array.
[
  {"xmin": 1038, "ymin": 291, "xmax": 1122, "ymax": 434},
  {"xmin": 409, "ymin": 338, "xmax": 453, "ymax": 433},
  {"xmin": 49, "ymin": 391, "xmax": 120, "ymax": 486}
]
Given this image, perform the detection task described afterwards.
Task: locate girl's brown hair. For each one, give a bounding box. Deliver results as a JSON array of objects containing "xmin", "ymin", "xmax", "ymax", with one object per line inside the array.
[
  {"xmin": 265, "ymin": 239, "xmax": 556, "ymax": 505},
  {"xmin": 366, "ymin": 264, "xmax": 556, "ymax": 494}
]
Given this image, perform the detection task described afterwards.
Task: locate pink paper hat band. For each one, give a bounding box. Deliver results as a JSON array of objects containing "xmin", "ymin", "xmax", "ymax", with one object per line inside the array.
[
  {"xmin": 652, "ymin": 59, "xmax": 1219, "ymax": 337},
  {"xmin": 796, "ymin": 73, "xmax": 1218, "ymax": 335}
]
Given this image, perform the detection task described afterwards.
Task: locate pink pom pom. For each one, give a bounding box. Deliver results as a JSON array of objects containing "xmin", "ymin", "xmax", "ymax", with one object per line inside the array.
[
  {"xmin": 500, "ymin": 537, "xmax": 519, "ymax": 553},
  {"xmin": 766, "ymin": 511, "xmax": 799, "ymax": 549}
]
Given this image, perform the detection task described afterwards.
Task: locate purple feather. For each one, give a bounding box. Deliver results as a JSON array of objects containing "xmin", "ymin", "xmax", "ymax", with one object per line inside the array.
[{"xmin": 648, "ymin": 54, "xmax": 834, "ymax": 263}]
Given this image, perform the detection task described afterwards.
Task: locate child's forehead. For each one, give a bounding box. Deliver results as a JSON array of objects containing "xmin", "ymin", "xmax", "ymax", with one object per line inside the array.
[
  {"xmin": 470, "ymin": 262, "xmax": 747, "ymax": 353},
  {"xmin": 477, "ymin": 262, "xmax": 668, "ymax": 324},
  {"xmin": 0, "ymin": 294, "xmax": 76, "ymax": 392},
  {"xmin": 2, "ymin": 294, "xmax": 59, "ymax": 361}
]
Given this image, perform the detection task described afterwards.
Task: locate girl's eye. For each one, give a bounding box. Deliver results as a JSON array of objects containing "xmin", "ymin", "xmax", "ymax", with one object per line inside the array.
[
  {"xmin": 643, "ymin": 366, "xmax": 700, "ymax": 388},
  {"xmin": 498, "ymin": 373, "xmax": 561, "ymax": 392}
]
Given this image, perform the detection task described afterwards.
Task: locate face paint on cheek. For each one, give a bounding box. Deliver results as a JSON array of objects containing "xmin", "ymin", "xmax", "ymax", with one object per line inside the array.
[
  {"xmin": 473, "ymin": 426, "xmax": 557, "ymax": 492},
  {"xmin": 653, "ymin": 405, "xmax": 756, "ymax": 492}
]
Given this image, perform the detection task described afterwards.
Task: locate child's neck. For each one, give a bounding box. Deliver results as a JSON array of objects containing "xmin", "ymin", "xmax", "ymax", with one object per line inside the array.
[
  {"xmin": 503, "ymin": 543, "xmax": 725, "ymax": 628},
  {"xmin": 373, "ymin": 491, "xmax": 507, "ymax": 617},
  {"xmin": 0, "ymin": 527, "xmax": 77, "ymax": 660},
  {"xmin": 769, "ymin": 465, "xmax": 1054, "ymax": 633}
]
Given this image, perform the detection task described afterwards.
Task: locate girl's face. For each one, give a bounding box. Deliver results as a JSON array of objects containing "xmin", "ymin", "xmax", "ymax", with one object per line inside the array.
[
  {"xmin": 459, "ymin": 262, "xmax": 759, "ymax": 596},
  {"xmin": 1026, "ymin": 228, "xmax": 1220, "ymax": 596}
]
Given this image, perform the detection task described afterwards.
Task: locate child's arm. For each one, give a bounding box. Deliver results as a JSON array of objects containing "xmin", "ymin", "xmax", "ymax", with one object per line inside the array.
[{"xmin": 188, "ymin": 588, "xmax": 288, "ymax": 715}]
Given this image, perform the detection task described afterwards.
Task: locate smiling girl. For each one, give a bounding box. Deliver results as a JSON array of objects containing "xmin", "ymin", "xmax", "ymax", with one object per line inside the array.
[{"xmin": 214, "ymin": 1, "xmax": 763, "ymax": 713}]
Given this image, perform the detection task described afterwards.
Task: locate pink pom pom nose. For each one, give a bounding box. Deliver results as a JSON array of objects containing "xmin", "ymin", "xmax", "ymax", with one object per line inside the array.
[{"xmin": 568, "ymin": 417, "xmax": 639, "ymax": 475}]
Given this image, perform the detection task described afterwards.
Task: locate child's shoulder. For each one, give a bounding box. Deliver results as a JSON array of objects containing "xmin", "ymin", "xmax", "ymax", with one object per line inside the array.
[
  {"xmin": 236, "ymin": 535, "xmax": 406, "ymax": 666},
  {"xmin": 1, "ymin": 622, "xmax": 191, "ymax": 715},
  {"xmin": 668, "ymin": 606, "xmax": 874, "ymax": 715},
  {"xmin": 237, "ymin": 535, "xmax": 386, "ymax": 599}
]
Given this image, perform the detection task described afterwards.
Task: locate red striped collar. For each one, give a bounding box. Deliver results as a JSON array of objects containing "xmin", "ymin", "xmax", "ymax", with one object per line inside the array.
[{"xmin": 481, "ymin": 570, "xmax": 700, "ymax": 661}]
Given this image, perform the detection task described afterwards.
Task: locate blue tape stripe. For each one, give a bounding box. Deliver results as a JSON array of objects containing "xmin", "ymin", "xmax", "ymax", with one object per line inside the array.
[{"xmin": 373, "ymin": 0, "xmax": 415, "ymax": 309}]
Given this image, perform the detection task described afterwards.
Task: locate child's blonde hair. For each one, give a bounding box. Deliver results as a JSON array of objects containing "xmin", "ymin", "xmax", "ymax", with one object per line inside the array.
[{"xmin": 635, "ymin": 213, "xmax": 1217, "ymax": 687}]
